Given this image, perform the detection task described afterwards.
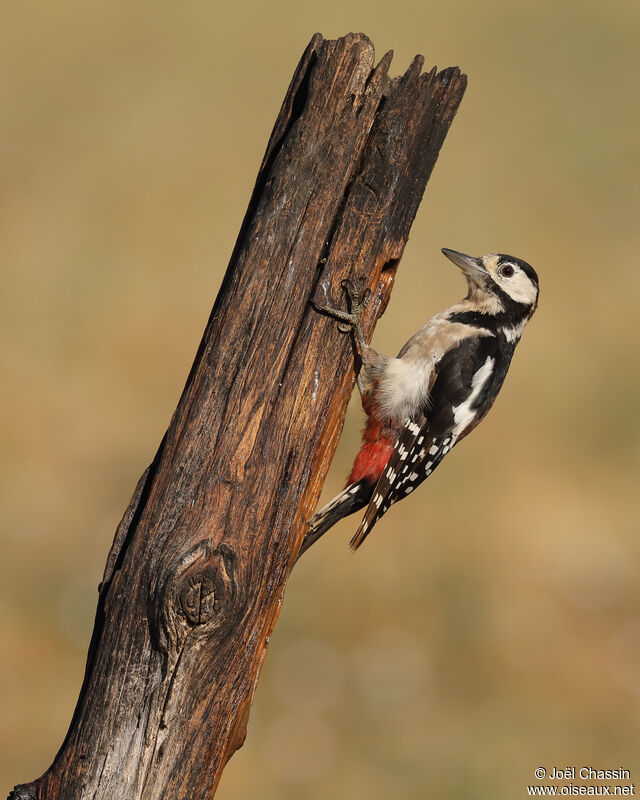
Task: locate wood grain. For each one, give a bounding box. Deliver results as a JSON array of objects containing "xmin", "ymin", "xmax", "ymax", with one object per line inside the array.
[{"xmin": 10, "ymin": 33, "xmax": 466, "ymax": 800}]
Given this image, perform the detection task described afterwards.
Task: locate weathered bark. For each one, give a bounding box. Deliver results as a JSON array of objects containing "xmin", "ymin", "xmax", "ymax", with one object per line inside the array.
[{"xmin": 10, "ymin": 33, "xmax": 466, "ymax": 800}]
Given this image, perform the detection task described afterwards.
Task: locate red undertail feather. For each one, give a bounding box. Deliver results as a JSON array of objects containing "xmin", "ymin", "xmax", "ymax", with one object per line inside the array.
[
  {"xmin": 347, "ymin": 402, "xmax": 394, "ymax": 486},
  {"xmin": 347, "ymin": 440, "xmax": 393, "ymax": 485}
]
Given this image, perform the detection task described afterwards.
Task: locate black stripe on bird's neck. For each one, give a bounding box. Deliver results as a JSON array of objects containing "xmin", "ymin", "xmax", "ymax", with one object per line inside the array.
[{"xmin": 448, "ymin": 287, "xmax": 532, "ymax": 331}]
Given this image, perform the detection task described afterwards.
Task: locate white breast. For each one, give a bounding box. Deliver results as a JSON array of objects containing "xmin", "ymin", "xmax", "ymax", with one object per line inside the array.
[{"xmin": 376, "ymin": 357, "xmax": 433, "ymax": 422}]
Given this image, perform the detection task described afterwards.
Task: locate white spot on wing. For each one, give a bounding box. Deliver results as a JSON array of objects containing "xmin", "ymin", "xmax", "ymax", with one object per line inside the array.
[{"xmin": 452, "ymin": 356, "xmax": 494, "ymax": 435}]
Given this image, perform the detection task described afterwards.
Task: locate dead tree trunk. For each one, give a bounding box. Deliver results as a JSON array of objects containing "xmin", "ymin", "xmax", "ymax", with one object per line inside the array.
[{"xmin": 10, "ymin": 33, "xmax": 465, "ymax": 800}]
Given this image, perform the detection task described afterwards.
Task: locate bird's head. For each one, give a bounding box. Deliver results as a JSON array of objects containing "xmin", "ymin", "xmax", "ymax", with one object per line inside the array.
[{"xmin": 441, "ymin": 248, "xmax": 539, "ymax": 319}]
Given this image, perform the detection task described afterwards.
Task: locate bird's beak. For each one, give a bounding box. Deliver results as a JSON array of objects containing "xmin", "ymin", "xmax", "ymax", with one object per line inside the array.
[{"xmin": 441, "ymin": 248, "xmax": 487, "ymax": 279}]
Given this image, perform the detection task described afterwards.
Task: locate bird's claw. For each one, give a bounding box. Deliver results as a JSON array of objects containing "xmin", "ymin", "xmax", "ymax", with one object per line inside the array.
[
  {"xmin": 340, "ymin": 278, "xmax": 372, "ymax": 316},
  {"xmin": 312, "ymin": 275, "xmax": 371, "ymax": 350}
]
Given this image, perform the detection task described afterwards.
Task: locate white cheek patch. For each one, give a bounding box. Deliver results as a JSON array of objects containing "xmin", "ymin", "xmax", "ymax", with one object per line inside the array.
[
  {"xmin": 499, "ymin": 271, "xmax": 538, "ymax": 305},
  {"xmin": 452, "ymin": 356, "xmax": 494, "ymax": 435}
]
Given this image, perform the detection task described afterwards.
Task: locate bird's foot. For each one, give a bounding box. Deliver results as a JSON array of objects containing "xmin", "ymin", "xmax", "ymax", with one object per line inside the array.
[{"xmin": 312, "ymin": 278, "xmax": 371, "ymax": 342}]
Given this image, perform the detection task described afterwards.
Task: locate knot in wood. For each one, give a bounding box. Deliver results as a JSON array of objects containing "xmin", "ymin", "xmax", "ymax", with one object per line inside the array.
[
  {"xmin": 178, "ymin": 553, "xmax": 232, "ymax": 626},
  {"xmin": 150, "ymin": 541, "xmax": 239, "ymax": 655}
]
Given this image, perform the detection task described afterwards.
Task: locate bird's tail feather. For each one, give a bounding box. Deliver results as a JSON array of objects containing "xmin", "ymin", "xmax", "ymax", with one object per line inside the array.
[
  {"xmin": 349, "ymin": 519, "xmax": 374, "ymax": 552},
  {"xmin": 301, "ymin": 480, "xmax": 372, "ymax": 556}
]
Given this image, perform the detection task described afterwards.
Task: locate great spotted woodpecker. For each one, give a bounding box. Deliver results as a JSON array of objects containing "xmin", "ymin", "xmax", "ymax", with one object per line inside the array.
[{"xmin": 306, "ymin": 248, "xmax": 539, "ymax": 552}]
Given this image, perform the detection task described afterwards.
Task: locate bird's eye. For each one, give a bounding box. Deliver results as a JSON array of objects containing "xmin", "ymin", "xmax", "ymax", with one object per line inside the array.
[{"xmin": 499, "ymin": 264, "xmax": 515, "ymax": 278}]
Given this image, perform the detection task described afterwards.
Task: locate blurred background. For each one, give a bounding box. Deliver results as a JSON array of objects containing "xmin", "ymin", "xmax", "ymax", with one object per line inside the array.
[{"xmin": 1, "ymin": 1, "xmax": 639, "ymax": 797}]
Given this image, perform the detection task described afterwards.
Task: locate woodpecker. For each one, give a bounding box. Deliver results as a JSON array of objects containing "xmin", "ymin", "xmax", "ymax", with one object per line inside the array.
[{"xmin": 306, "ymin": 248, "xmax": 539, "ymax": 552}]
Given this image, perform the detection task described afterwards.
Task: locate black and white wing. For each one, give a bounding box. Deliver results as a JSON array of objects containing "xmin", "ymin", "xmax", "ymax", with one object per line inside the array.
[
  {"xmin": 349, "ymin": 417, "xmax": 455, "ymax": 549},
  {"xmin": 350, "ymin": 334, "xmax": 500, "ymax": 550}
]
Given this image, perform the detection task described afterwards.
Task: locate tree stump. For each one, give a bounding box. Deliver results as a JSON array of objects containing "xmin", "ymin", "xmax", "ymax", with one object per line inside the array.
[{"xmin": 10, "ymin": 32, "xmax": 466, "ymax": 800}]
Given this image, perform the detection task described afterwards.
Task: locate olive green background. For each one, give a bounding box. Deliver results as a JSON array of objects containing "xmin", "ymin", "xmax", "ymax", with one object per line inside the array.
[{"xmin": 1, "ymin": 2, "xmax": 639, "ymax": 798}]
